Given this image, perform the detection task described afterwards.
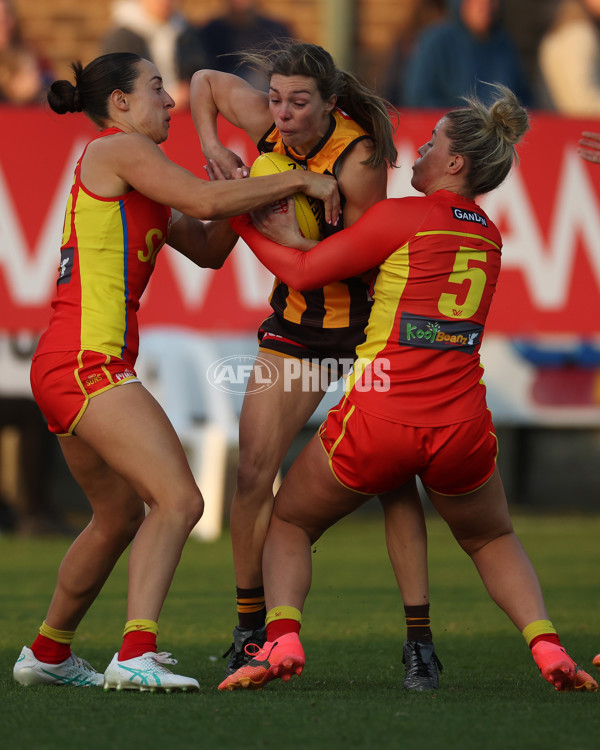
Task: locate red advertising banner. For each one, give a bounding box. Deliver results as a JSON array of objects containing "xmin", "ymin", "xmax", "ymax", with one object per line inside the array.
[{"xmin": 1, "ymin": 106, "xmax": 600, "ymax": 336}]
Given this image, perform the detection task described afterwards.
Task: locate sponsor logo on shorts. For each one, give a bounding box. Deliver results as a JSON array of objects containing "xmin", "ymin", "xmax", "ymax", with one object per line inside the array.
[
  {"xmin": 400, "ymin": 312, "xmax": 482, "ymax": 354},
  {"xmin": 451, "ymin": 207, "xmax": 488, "ymax": 227},
  {"xmin": 85, "ymin": 373, "xmax": 103, "ymax": 387},
  {"xmin": 115, "ymin": 369, "xmax": 135, "ymax": 381}
]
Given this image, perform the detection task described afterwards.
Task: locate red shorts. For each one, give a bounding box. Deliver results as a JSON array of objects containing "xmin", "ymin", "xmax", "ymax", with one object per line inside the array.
[
  {"xmin": 30, "ymin": 350, "xmax": 138, "ymax": 435},
  {"xmin": 318, "ymin": 397, "xmax": 498, "ymax": 496}
]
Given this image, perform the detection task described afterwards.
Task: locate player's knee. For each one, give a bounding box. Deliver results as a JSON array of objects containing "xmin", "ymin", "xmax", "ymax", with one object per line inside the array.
[
  {"xmin": 186, "ymin": 491, "xmax": 205, "ymax": 528},
  {"xmin": 272, "ymin": 503, "xmax": 327, "ymax": 545},
  {"xmin": 235, "ymin": 454, "xmax": 278, "ymax": 497},
  {"xmin": 93, "ymin": 497, "xmax": 144, "ymax": 537},
  {"xmin": 144, "ymin": 483, "xmax": 205, "ymax": 531},
  {"xmin": 170, "ymin": 489, "xmax": 204, "ymax": 530}
]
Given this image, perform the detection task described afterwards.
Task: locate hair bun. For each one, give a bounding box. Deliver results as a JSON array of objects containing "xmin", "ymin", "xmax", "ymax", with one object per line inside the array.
[{"xmin": 47, "ymin": 79, "xmax": 79, "ymax": 115}]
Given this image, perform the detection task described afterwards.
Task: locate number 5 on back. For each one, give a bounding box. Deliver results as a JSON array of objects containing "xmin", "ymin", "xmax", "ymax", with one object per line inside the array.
[{"xmin": 438, "ymin": 249, "xmax": 487, "ymax": 319}]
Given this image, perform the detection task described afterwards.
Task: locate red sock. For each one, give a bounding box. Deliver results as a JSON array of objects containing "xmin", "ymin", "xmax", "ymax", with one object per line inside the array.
[
  {"xmin": 530, "ymin": 633, "xmax": 562, "ymax": 650},
  {"xmin": 119, "ymin": 630, "xmax": 157, "ymax": 661},
  {"xmin": 31, "ymin": 633, "xmax": 71, "ymax": 664},
  {"xmin": 266, "ymin": 618, "xmax": 301, "ymax": 642}
]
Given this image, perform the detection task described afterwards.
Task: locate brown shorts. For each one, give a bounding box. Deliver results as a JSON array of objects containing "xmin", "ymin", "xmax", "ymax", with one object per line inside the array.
[{"xmin": 258, "ymin": 314, "xmax": 367, "ymax": 378}]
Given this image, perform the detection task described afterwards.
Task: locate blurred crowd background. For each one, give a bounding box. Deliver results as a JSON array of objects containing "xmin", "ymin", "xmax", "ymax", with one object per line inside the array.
[{"xmin": 3, "ymin": 0, "xmax": 600, "ymax": 115}]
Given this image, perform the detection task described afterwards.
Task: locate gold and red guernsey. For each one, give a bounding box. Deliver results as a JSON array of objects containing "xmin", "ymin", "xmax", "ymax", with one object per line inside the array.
[
  {"xmin": 235, "ymin": 188, "xmax": 502, "ymax": 427},
  {"xmin": 36, "ymin": 128, "xmax": 171, "ymax": 368}
]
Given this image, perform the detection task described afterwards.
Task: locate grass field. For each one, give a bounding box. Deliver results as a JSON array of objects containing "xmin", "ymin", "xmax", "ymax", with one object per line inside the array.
[{"xmin": 1, "ymin": 511, "xmax": 599, "ymax": 750}]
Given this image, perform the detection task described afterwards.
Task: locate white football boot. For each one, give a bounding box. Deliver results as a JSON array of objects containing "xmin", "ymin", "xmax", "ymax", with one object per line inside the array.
[
  {"xmin": 103, "ymin": 651, "xmax": 199, "ymax": 693},
  {"xmin": 13, "ymin": 645, "xmax": 103, "ymax": 687}
]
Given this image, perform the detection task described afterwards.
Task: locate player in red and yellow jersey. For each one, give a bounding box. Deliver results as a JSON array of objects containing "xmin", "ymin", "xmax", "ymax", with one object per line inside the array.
[
  {"xmin": 31, "ymin": 127, "xmax": 173, "ymax": 434},
  {"xmin": 191, "ymin": 42, "xmax": 438, "ymax": 688},
  {"xmin": 39, "ymin": 127, "xmax": 171, "ymax": 369},
  {"xmin": 14, "ymin": 51, "xmax": 338, "ymax": 693},
  {"xmin": 220, "ymin": 85, "xmax": 598, "ymax": 694}
]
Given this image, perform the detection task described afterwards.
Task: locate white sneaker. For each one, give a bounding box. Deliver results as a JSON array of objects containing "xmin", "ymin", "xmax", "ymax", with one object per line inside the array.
[
  {"xmin": 13, "ymin": 645, "xmax": 103, "ymax": 687},
  {"xmin": 103, "ymin": 651, "xmax": 199, "ymax": 693}
]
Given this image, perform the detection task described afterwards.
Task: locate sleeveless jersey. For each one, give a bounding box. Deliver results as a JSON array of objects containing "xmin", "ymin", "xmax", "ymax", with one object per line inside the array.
[
  {"xmin": 234, "ymin": 189, "xmax": 502, "ymax": 426},
  {"xmin": 257, "ymin": 108, "xmax": 372, "ymax": 329},
  {"xmin": 35, "ymin": 128, "xmax": 172, "ymax": 367}
]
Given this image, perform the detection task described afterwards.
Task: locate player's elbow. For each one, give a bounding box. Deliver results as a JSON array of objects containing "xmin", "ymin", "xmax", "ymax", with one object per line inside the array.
[
  {"xmin": 190, "ymin": 69, "xmax": 209, "ymax": 90},
  {"xmin": 285, "ymin": 276, "xmax": 321, "ymax": 292},
  {"xmin": 184, "ymin": 196, "xmax": 223, "ymax": 221}
]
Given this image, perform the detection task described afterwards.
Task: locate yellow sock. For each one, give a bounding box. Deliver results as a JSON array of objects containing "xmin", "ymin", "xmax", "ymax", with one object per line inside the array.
[
  {"xmin": 123, "ymin": 619, "xmax": 159, "ymax": 637},
  {"xmin": 39, "ymin": 621, "xmax": 75, "ymax": 645},
  {"xmin": 265, "ymin": 606, "xmax": 302, "ymax": 626},
  {"xmin": 522, "ymin": 619, "xmax": 557, "ymax": 647}
]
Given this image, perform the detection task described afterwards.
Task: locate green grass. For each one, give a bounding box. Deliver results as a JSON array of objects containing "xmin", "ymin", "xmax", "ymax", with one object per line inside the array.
[{"xmin": 1, "ymin": 512, "xmax": 599, "ymax": 749}]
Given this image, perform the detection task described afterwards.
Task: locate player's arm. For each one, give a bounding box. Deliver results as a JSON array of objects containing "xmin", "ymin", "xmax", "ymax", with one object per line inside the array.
[
  {"xmin": 231, "ymin": 199, "xmax": 417, "ymax": 290},
  {"xmin": 337, "ymin": 139, "xmax": 388, "ymax": 227},
  {"xmin": 90, "ymin": 132, "xmax": 341, "ymax": 222},
  {"xmin": 189, "ymin": 69, "xmax": 272, "ymax": 177},
  {"xmin": 168, "ymin": 212, "xmax": 239, "ymax": 269}
]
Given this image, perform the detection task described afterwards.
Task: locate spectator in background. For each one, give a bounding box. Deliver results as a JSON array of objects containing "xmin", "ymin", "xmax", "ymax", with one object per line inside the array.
[
  {"xmin": 102, "ymin": 0, "xmax": 205, "ymax": 108},
  {"xmin": 538, "ymin": 0, "xmax": 600, "ymax": 116},
  {"xmin": 403, "ymin": 0, "xmax": 532, "ymax": 108},
  {"xmin": 201, "ymin": 0, "xmax": 292, "ymax": 90},
  {"xmin": 0, "ymin": 0, "xmax": 52, "ymax": 104},
  {"xmin": 383, "ymin": 0, "xmax": 445, "ymax": 107}
]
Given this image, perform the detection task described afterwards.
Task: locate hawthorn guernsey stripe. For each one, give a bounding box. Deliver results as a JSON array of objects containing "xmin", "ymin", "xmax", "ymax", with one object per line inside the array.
[
  {"xmin": 36, "ymin": 128, "xmax": 172, "ymax": 367},
  {"xmin": 258, "ymin": 108, "xmax": 373, "ymax": 329}
]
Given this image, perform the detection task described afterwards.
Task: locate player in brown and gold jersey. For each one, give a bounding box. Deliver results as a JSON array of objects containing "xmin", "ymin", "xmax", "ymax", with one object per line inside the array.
[{"xmin": 191, "ymin": 42, "xmax": 441, "ymax": 690}]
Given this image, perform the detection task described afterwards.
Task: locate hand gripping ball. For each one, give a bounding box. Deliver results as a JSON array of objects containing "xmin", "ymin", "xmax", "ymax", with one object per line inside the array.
[{"xmin": 249, "ymin": 152, "xmax": 325, "ymax": 240}]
